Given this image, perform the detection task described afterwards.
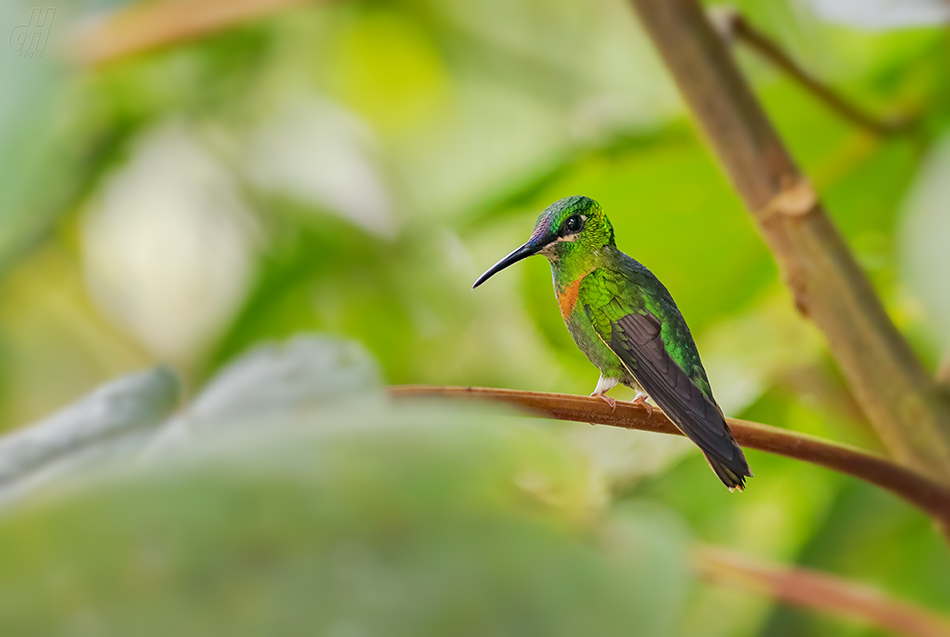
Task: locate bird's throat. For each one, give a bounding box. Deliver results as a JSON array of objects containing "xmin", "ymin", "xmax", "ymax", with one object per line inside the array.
[
  {"xmin": 554, "ymin": 262, "xmax": 596, "ymax": 321},
  {"xmin": 549, "ymin": 244, "xmax": 602, "ymax": 320},
  {"xmin": 556, "ymin": 276, "xmax": 587, "ymax": 320}
]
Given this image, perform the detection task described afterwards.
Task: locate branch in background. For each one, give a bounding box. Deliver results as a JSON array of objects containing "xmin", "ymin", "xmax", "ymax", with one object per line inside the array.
[
  {"xmin": 938, "ymin": 352, "xmax": 950, "ymax": 390},
  {"xmin": 708, "ymin": 8, "xmax": 915, "ymax": 138},
  {"xmin": 71, "ymin": 0, "xmax": 323, "ymax": 67},
  {"xmin": 389, "ymin": 386, "xmax": 950, "ymax": 532},
  {"xmin": 697, "ymin": 545, "xmax": 950, "ymax": 637},
  {"xmin": 627, "ymin": 0, "xmax": 950, "ymax": 482}
]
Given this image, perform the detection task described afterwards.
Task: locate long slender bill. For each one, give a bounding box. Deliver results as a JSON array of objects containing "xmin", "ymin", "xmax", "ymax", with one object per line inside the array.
[{"xmin": 472, "ymin": 241, "xmax": 543, "ymax": 289}]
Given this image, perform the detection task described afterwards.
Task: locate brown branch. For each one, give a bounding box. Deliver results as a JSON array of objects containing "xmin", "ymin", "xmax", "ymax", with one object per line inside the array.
[
  {"xmin": 938, "ymin": 352, "xmax": 950, "ymax": 390},
  {"xmin": 627, "ymin": 0, "xmax": 950, "ymax": 482},
  {"xmin": 697, "ymin": 545, "xmax": 950, "ymax": 637},
  {"xmin": 709, "ymin": 8, "xmax": 914, "ymax": 138},
  {"xmin": 70, "ymin": 0, "xmax": 324, "ymax": 67},
  {"xmin": 389, "ymin": 386, "xmax": 950, "ymax": 532}
]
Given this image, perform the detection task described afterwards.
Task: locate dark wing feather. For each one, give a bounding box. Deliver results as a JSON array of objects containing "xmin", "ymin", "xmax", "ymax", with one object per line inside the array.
[{"xmin": 609, "ymin": 312, "xmax": 750, "ymax": 482}]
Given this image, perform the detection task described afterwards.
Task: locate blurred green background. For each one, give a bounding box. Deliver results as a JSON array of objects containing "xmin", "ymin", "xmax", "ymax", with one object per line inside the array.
[{"xmin": 2, "ymin": 0, "xmax": 950, "ymax": 634}]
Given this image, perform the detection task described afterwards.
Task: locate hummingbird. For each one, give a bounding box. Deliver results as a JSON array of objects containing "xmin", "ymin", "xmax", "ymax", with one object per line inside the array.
[{"xmin": 473, "ymin": 196, "xmax": 752, "ymax": 490}]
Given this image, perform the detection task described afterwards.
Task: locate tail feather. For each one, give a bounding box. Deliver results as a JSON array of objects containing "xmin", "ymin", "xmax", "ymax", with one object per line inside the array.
[
  {"xmin": 603, "ymin": 311, "xmax": 755, "ymax": 491},
  {"xmin": 704, "ymin": 451, "xmax": 753, "ymax": 492}
]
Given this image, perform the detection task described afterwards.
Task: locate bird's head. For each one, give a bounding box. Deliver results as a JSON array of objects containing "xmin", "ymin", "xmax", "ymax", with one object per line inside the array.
[{"xmin": 473, "ymin": 196, "xmax": 614, "ymax": 288}]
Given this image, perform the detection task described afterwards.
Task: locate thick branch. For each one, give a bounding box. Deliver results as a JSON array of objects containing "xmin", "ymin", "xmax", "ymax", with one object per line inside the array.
[
  {"xmin": 697, "ymin": 545, "xmax": 950, "ymax": 637},
  {"xmin": 389, "ymin": 386, "xmax": 950, "ymax": 531},
  {"xmin": 71, "ymin": 0, "xmax": 322, "ymax": 67},
  {"xmin": 627, "ymin": 0, "xmax": 950, "ymax": 481}
]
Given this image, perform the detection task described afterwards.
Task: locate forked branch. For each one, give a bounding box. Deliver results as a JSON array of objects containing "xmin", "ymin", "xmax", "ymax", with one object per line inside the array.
[{"xmin": 709, "ymin": 8, "xmax": 914, "ymax": 138}]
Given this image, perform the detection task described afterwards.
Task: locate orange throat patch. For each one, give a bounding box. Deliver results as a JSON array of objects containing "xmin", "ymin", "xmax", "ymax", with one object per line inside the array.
[{"xmin": 557, "ymin": 274, "xmax": 589, "ymax": 321}]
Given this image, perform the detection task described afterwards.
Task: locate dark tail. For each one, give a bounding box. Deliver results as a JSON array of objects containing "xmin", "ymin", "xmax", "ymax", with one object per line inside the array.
[
  {"xmin": 608, "ymin": 312, "xmax": 754, "ymax": 491},
  {"xmin": 703, "ymin": 449, "xmax": 753, "ymax": 492}
]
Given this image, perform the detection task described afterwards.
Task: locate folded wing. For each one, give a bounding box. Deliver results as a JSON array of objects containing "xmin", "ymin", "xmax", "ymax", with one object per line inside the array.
[{"xmin": 587, "ymin": 301, "xmax": 751, "ymax": 489}]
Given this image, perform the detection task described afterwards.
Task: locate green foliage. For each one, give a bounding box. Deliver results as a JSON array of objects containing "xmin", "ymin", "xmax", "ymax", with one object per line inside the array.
[
  {"xmin": 2, "ymin": 0, "xmax": 950, "ymax": 634},
  {"xmin": 0, "ymin": 339, "xmax": 691, "ymax": 634}
]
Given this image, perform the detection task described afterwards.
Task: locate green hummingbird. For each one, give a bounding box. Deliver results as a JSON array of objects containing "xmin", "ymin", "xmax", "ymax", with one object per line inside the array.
[{"xmin": 473, "ymin": 196, "xmax": 752, "ymax": 490}]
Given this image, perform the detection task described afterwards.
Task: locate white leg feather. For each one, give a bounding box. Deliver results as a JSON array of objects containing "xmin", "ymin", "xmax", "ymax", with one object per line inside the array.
[
  {"xmin": 592, "ymin": 374, "xmax": 619, "ymax": 397},
  {"xmin": 590, "ymin": 374, "xmax": 619, "ymax": 413}
]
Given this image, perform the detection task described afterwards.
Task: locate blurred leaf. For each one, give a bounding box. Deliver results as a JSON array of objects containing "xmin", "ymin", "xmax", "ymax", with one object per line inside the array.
[
  {"xmin": 81, "ymin": 121, "xmax": 259, "ymax": 365},
  {"xmin": 0, "ymin": 336, "xmax": 693, "ymax": 635},
  {"xmin": 899, "ymin": 133, "xmax": 950, "ymax": 348},
  {"xmin": 0, "ymin": 244, "xmax": 156, "ymax": 432},
  {"xmin": 177, "ymin": 335, "xmax": 382, "ymax": 425},
  {"xmin": 242, "ymin": 95, "xmax": 397, "ymax": 237},
  {"xmin": 0, "ymin": 366, "xmax": 179, "ymax": 510},
  {"xmin": 809, "ymin": 0, "xmax": 950, "ymax": 29},
  {"xmin": 0, "ymin": 5, "xmax": 76, "ymax": 271}
]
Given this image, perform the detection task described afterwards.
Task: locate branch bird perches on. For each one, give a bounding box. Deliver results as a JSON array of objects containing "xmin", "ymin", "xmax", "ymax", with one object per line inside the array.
[{"xmin": 390, "ymin": 386, "xmax": 950, "ymax": 532}]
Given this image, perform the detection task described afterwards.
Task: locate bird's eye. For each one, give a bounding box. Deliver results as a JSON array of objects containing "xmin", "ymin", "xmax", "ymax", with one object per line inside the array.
[{"xmin": 563, "ymin": 215, "xmax": 582, "ymax": 235}]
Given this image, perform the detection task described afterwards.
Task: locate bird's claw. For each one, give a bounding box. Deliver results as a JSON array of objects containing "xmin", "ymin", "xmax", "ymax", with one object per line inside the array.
[
  {"xmin": 591, "ymin": 392, "xmax": 617, "ymax": 414},
  {"xmin": 631, "ymin": 394, "xmax": 653, "ymax": 417}
]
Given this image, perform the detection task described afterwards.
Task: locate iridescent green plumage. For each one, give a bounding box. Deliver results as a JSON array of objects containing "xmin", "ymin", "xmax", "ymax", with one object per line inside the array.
[{"xmin": 474, "ymin": 196, "xmax": 752, "ymax": 490}]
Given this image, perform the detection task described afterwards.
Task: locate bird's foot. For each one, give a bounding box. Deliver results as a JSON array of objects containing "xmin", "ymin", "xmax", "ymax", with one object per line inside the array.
[
  {"xmin": 591, "ymin": 392, "xmax": 616, "ymax": 414},
  {"xmin": 631, "ymin": 393, "xmax": 653, "ymax": 418}
]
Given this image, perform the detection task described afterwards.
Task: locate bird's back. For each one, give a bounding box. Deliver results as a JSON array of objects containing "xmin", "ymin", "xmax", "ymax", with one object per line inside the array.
[
  {"xmin": 579, "ymin": 249, "xmax": 751, "ymax": 489},
  {"xmin": 607, "ymin": 249, "xmax": 716, "ymax": 403}
]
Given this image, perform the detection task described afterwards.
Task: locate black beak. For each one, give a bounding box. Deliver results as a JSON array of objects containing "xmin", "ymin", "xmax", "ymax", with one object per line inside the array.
[{"xmin": 472, "ymin": 240, "xmax": 544, "ymax": 289}]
